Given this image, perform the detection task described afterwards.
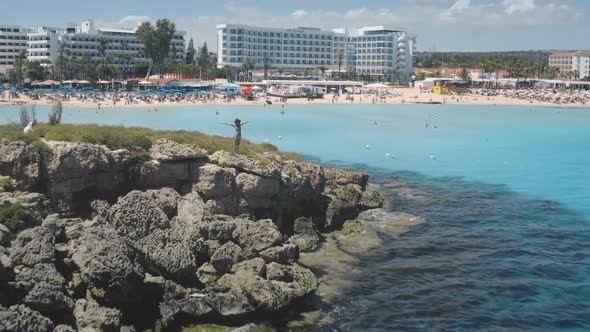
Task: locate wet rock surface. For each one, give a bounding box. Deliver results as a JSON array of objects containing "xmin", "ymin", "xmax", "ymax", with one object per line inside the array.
[{"xmin": 0, "ymin": 139, "xmax": 384, "ymax": 330}]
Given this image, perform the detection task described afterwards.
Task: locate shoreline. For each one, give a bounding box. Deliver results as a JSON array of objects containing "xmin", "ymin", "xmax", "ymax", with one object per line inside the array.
[{"xmin": 1, "ymin": 87, "xmax": 588, "ymax": 110}]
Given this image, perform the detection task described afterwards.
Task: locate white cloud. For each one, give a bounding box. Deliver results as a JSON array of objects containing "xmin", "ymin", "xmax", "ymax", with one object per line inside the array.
[
  {"xmin": 502, "ymin": 0, "xmax": 536, "ymax": 14},
  {"xmin": 92, "ymin": 0, "xmax": 583, "ymax": 51},
  {"xmin": 95, "ymin": 16, "xmax": 153, "ymax": 29}
]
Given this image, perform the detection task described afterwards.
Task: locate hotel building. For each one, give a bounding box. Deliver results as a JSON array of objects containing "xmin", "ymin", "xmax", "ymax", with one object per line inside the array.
[
  {"xmin": 59, "ymin": 21, "xmax": 186, "ymax": 67},
  {"xmin": 0, "ymin": 25, "xmax": 30, "ymax": 75},
  {"xmin": 216, "ymin": 24, "xmax": 417, "ymax": 81},
  {"xmin": 27, "ymin": 26, "xmax": 62, "ymax": 65},
  {"xmin": 549, "ymin": 51, "xmax": 590, "ymax": 80},
  {"xmin": 1, "ymin": 20, "xmax": 186, "ymax": 75}
]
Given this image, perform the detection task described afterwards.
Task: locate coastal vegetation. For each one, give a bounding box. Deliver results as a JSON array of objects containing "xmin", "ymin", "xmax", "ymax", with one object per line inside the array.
[
  {"xmin": 0, "ymin": 123, "xmax": 287, "ymax": 159},
  {"xmin": 0, "ymin": 202, "xmax": 28, "ymax": 232},
  {"xmin": 416, "ymin": 50, "xmax": 551, "ymax": 69}
]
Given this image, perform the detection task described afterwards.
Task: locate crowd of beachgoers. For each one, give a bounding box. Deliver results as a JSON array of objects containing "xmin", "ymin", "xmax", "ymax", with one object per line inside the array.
[{"xmin": 0, "ymin": 86, "xmax": 588, "ymax": 109}]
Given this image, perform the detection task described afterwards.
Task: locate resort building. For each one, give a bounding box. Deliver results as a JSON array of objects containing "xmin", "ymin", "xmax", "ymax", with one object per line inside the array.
[
  {"xmin": 27, "ymin": 27, "xmax": 62, "ymax": 65},
  {"xmin": 549, "ymin": 51, "xmax": 590, "ymax": 80},
  {"xmin": 344, "ymin": 26, "xmax": 416, "ymax": 81},
  {"xmin": 1, "ymin": 20, "xmax": 187, "ymax": 76},
  {"xmin": 59, "ymin": 21, "xmax": 186, "ymax": 67},
  {"xmin": 216, "ymin": 24, "xmax": 416, "ymax": 82},
  {"xmin": 0, "ymin": 25, "xmax": 30, "ymax": 75}
]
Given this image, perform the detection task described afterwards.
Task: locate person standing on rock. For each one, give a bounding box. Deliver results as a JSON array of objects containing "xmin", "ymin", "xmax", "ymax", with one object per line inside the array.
[{"xmin": 222, "ymin": 118, "xmax": 250, "ymax": 154}]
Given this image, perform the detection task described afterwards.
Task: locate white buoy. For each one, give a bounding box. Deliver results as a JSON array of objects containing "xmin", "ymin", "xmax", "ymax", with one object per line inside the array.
[
  {"xmin": 23, "ymin": 122, "xmax": 34, "ymax": 134},
  {"xmin": 385, "ymin": 153, "xmax": 391, "ymax": 160},
  {"xmin": 365, "ymin": 144, "xmax": 371, "ymax": 150},
  {"xmin": 504, "ymin": 162, "xmax": 509, "ymax": 166}
]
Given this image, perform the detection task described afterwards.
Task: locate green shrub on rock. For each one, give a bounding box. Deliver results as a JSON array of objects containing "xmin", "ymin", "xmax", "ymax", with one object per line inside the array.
[
  {"xmin": 0, "ymin": 202, "xmax": 29, "ymax": 232},
  {"xmin": 0, "ymin": 177, "xmax": 15, "ymax": 192}
]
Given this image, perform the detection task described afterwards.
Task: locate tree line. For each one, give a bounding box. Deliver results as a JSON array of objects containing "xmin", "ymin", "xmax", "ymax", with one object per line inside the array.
[{"xmin": 415, "ymin": 51, "xmax": 589, "ymax": 82}]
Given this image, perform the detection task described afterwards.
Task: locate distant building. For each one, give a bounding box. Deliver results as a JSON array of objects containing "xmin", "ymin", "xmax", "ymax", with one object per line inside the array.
[
  {"xmin": 1, "ymin": 20, "xmax": 187, "ymax": 76},
  {"xmin": 59, "ymin": 21, "xmax": 186, "ymax": 68},
  {"xmin": 0, "ymin": 25, "xmax": 30, "ymax": 75},
  {"xmin": 27, "ymin": 26, "xmax": 62, "ymax": 65},
  {"xmin": 549, "ymin": 51, "xmax": 590, "ymax": 80},
  {"xmin": 216, "ymin": 24, "xmax": 416, "ymax": 82}
]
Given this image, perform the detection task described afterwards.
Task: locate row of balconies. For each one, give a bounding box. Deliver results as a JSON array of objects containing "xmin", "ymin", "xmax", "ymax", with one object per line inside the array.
[
  {"xmin": 225, "ymin": 31, "xmax": 334, "ymax": 40},
  {"xmin": 0, "ymin": 42, "xmax": 27, "ymax": 47}
]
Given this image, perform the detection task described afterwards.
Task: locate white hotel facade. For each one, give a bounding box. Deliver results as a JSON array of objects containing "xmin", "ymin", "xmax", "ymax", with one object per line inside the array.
[
  {"xmin": 0, "ymin": 25, "xmax": 30, "ymax": 75},
  {"xmin": 1, "ymin": 20, "xmax": 186, "ymax": 76},
  {"xmin": 216, "ymin": 24, "xmax": 416, "ymax": 81},
  {"xmin": 549, "ymin": 51, "xmax": 590, "ymax": 80}
]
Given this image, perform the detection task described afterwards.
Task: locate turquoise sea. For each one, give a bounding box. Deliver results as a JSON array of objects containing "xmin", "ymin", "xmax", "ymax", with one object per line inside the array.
[{"xmin": 2, "ymin": 103, "xmax": 590, "ymax": 330}]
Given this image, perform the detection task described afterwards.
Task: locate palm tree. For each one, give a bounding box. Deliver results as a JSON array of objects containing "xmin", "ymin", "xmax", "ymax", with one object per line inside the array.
[
  {"xmin": 97, "ymin": 39, "xmax": 109, "ymax": 79},
  {"xmin": 507, "ymin": 60, "xmax": 522, "ymax": 87},
  {"xmin": 241, "ymin": 58, "xmax": 254, "ymax": 81},
  {"xmin": 572, "ymin": 70, "xmax": 580, "ymax": 81},
  {"xmin": 318, "ymin": 66, "xmax": 328, "ymax": 80},
  {"xmin": 58, "ymin": 42, "xmax": 66, "ymax": 85},
  {"xmin": 119, "ymin": 42, "xmax": 129, "ymax": 79},
  {"xmin": 337, "ymin": 49, "xmax": 344, "ymax": 75},
  {"xmin": 262, "ymin": 56, "xmax": 270, "ymax": 80},
  {"xmin": 459, "ymin": 68, "xmax": 471, "ymax": 82},
  {"xmin": 490, "ymin": 58, "xmax": 501, "ymax": 88},
  {"xmin": 15, "ymin": 50, "xmax": 26, "ymax": 92}
]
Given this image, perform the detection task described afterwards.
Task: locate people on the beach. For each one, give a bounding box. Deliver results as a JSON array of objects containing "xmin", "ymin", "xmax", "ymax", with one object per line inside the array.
[{"xmin": 222, "ymin": 118, "xmax": 250, "ymax": 154}]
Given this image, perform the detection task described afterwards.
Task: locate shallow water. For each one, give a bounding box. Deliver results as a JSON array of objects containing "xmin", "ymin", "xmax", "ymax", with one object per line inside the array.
[{"xmin": 2, "ymin": 103, "xmax": 590, "ymax": 330}]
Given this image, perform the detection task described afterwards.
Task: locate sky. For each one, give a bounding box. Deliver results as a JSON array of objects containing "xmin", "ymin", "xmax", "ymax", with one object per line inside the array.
[{"xmin": 3, "ymin": 0, "xmax": 589, "ymax": 51}]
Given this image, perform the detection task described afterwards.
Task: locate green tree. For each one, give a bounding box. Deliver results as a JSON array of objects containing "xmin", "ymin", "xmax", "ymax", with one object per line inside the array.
[
  {"xmin": 241, "ymin": 58, "xmax": 254, "ymax": 81},
  {"xmin": 262, "ymin": 56, "xmax": 271, "ymax": 80},
  {"xmin": 572, "ymin": 70, "xmax": 580, "ymax": 81},
  {"xmin": 198, "ymin": 42, "xmax": 211, "ymax": 71},
  {"xmin": 57, "ymin": 42, "xmax": 66, "ymax": 84},
  {"xmin": 25, "ymin": 61, "xmax": 49, "ymax": 81},
  {"xmin": 459, "ymin": 67, "xmax": 471, "ymax": 82},
  {"xmin": 13, "ymin": 51, "xmax": 26, "ymax": 91},
  {"xmin": 136, "ymin": 19, "xmax": 176, "ymax": 77},
  {"xmin": 222, "ymin": 65, "xmax": 233, "ymax": 81},
  {"xmin": 97, "ymin": 39, "xmax": 109, "ymax": 79},
  {"xmin": 186, "ymin": 38, "xmax": 197, "ymax": 65},
  {"xmin": 337, "ymin": 49, "xmax": 344, "ymax": 75},
  {"xmin": 318, "ymin": 66, "xmax": 327, "ymax": 80},
  {"xmin": 134, "ymin": 61, "xmax": 150, "ymax": 78},
  {"xmin": 118, "ymin": 42, "xmax": 130, "ymax": 79}
]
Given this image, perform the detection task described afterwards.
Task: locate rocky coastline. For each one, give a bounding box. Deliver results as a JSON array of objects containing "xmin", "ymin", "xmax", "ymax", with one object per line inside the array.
[{"xmin": 0, "ymin": 137, "xmax": 384, "ymax": 331}]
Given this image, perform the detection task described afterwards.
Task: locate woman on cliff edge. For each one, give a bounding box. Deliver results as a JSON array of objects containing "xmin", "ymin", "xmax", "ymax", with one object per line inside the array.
[{"xmin": 222, "ymin": 118, "xmax": 250, "ymax": 154}]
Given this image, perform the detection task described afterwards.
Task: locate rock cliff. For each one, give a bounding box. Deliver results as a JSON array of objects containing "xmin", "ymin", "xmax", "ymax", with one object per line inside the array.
[{"xmin": 0, "ymin": 138, "xmax": 382, "ymax": 330}]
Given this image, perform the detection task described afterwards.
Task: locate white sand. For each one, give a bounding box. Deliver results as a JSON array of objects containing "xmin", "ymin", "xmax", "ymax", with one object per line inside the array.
[{"xmin": 1, "ymin": 87, "xmax": 588, "ymax": 109}]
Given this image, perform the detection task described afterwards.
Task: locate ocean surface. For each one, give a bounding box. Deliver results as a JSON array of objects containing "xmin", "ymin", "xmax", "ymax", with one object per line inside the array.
[{"xmin": 2, "ymin": 103, "xmax": 590, "ymax": 330}]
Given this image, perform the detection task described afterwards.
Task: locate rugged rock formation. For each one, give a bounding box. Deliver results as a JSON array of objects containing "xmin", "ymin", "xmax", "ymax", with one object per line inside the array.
[{"xmin": 0, "ymin": 138, "xmax": 383, "ymax": 329}]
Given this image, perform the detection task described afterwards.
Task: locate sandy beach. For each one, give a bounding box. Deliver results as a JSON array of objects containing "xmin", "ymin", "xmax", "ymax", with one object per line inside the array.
[{"xmin": 1, "ymin": 87, "xmax": 588, "ymax": 109}]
